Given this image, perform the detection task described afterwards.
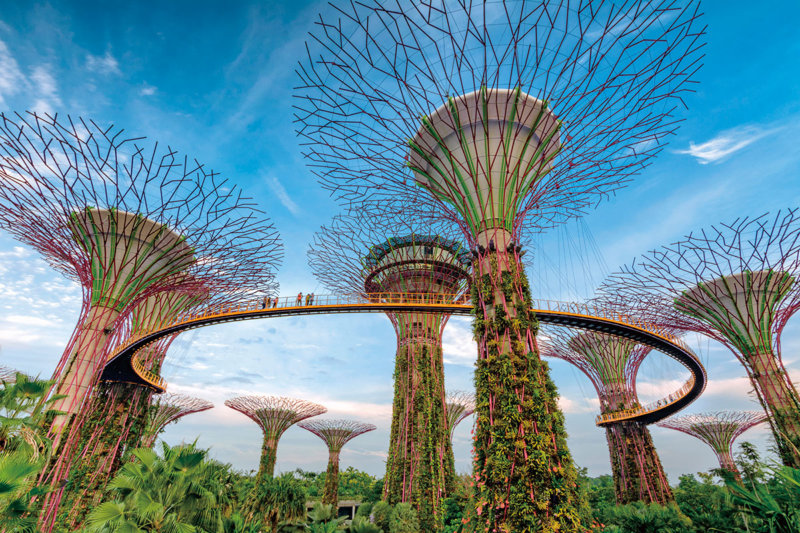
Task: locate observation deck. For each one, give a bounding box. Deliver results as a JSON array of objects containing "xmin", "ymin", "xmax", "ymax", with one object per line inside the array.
[{"xmin": 103, "ymin": 293, "xmax": 706, "ymax": 426}]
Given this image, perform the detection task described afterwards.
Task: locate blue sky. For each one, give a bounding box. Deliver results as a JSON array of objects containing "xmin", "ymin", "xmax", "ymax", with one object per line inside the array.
[{"xmin": 0, "ymin": 0, "xmax": 799, "ymax": 481}]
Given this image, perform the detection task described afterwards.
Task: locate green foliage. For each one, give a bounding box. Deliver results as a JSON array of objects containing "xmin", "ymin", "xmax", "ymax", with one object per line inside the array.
[
  {"xmin": 355, "ymin": 502, "xmax": 373, "ymax": 519},
  {"xmin": 243, "ymin": 472, "xmax": 307, "ymax": 532},
  {"xmin": 0, "ymin": 372, "xmax": 58, "ymax": 532},
  {"xmin": 725, "ymin": 465, "xmax": 800, "ymax": 532},
  {"xmin": 293, "ymin": 468, "xmax": 382, "ymax": 503},
  {"xmin": 470, "ymin": 251, "xmax": 585, "ymax": 532},
  {"xmin": 82, "ymin": 442, "xmax": 225, "ymax": 532},
  {"xmin": 605, "ymin": 501, "xmax": 692, "ymax": 533},
  {"xmin": 674, "ymin": 473, "xmax": 742, "ymax": 532},
  {"xmin": 348, "ymin": 516, "xmax": 382, "ymax": 533},
  {"xmin": 388, "ymin": 503, "xmax": 419, "ymax": 533},
  {"xmin": 371, "ymin": 501, "xmax": 392, "ymax": 532}
]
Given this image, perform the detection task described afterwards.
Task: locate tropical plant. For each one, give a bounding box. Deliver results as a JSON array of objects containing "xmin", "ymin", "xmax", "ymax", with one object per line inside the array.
[
  {"xmin": 243, "ymin": 472, "xmax": 307, "ymax": 532},
  {"xmin": 348, "ymin": 516, "xmax": 382, "ymax": 533},
  {"xmin": 725, "ymin": 465, "xmax": 800, "ymax": 533},
  {"xmin": 82, "ymin": 442, "xmax": 224, "ymax": 532},
  {"xmin": 606, "ymin": 501, "xmax": 692, "ymax": 533},
  {"xmin": 0, "ymin": 372, "xmax": 59, "ymax": 532}
]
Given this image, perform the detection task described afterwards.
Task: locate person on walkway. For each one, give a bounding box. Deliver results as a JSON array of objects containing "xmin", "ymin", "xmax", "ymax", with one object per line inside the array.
[
  {"xmin": 309, "ymin": 293, "xmax": 315, "ymax": 305},
  {"xmin": 305, "ymin": 293, "xmax": 311, "ymax": 305},
  {"xmin": 261, "ymin": 296, "xmax": 268, "ymax": 309},
  {"xmin": 273, "ymin": 297, "xmax": 279, "ymax": 308},
  {"xmin": 296, "ymin": 292, "xmax": 303, "ymax": 306}
]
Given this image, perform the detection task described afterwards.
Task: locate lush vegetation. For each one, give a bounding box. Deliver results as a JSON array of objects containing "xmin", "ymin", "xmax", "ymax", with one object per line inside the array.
[{"xmin": 2, "ymin": 374, "xmax": 799, "ymax": 532}]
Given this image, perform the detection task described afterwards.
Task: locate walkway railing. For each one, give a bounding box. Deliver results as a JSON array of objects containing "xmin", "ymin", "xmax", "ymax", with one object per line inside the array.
[
  {"xmin": 595, "ymin": 377, "xmax": 696, "ymax": 425},
  {"xmin": 131, "ymin": 354, "xmax": 167, "ymax": 391},
  {"xmin": 108, "ymin": 292, "xmax": 705, "ymax": 425}
]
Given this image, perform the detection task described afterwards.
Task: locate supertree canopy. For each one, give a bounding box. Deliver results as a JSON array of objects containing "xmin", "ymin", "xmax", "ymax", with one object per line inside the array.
[
  {"xmin": 225, "ymin": 395, "xmax": 327, "ymax": 479},
  {"xmin": 143, "ymin": 393, "xmax": 214, "ymax": 447},
  {"xmin": 542, "ymin": 328, "xmax": 673, "ymax": 505},
  {"xmin": 0, "ymin": 111, "xmax": 284, "ymax": 531},
  {"xmin": 298, "ymin": 419, "xmax": 376, "ymax": 508},
  {"xmin": 657, "ymin": 411, "xmax": 768, "ymax": 479},
  {"xmin": 309, "ymin": 210, "xmax": 470, "ymax": 528},
  {"xmin": 0, "ymin": 112, "xmax": 283, "ymax": 433},
  {"xmin": 296, "ymin": 1, "xmax": 704, "ymax": 529},
  {"xmin": 600, "ymin": 209, "xmax": 800, "ymax": 468},
  {"xmin": 445, "ymin": 390, "xmax": 475, "ymax": 440}
]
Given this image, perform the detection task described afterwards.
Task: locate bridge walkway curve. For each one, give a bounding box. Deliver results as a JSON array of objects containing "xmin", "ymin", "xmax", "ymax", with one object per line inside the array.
[{"xmin": 101, "ymin": 293, "xmax": 706, "ymax": 427}]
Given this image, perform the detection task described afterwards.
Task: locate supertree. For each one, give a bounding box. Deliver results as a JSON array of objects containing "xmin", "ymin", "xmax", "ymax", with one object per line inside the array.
[
  {"xmin": 657, "ymin": 411, "xmax": 768, "ymax": 479},
  {"xmin": 0, "ymin": 111, "xmax": 283, "ymax": 530},
  {"xmin": 445, "ymin": 390, "xmax": 475, "ymax": 441},
  {"xmin": 142, "ymin": 392, "xmax": 214, "ymax": 447},
  {"xmin": 298, "ymin": 419, "xmax": 377, "ymax": 508},
  {"xmin": 295, "ymin": 1, "xmax": 704, "ymax": 530},
  {"xmin": 0, "ymin": 365, "xmax": 19, "ymax": 383},
  {"xmin": 542, "ymin": 328, "xmax": 673, "ymax": 504},
  {"xmin": 600, "ymin": 209, "xmax": 800, "ymax": 468},
  {"xmin": 308, "ymin": 210, "xmax": 470, "ymax": 527},
  {"xmin": 225, "ymin": 395, "xmax": 327, "ymax": 479}
]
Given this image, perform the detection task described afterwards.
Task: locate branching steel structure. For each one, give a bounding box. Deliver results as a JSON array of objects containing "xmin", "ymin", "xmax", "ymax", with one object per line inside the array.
[
  {"xmin": 143, "ymin": 393, "xmax": 214, "ymax": 447},
  {"xmin": 445, "ymin": 390, "xmax": 475, "ymax": 440},
  {"xmin": 225, "ymin": 395, "xmax": 326, "ymax": 479},
  {"xmin": 308, "ymin": 210, "xmax": 470, "ymax": 525},
  {"xmin": 0, "ymin": 111, "xmax": 283, "ymax": 531},
  {"xmin": 600, "ymin": 209, "xmax": 800, "ymax": 468},
  {"xmin": 296, "ymin": 1, "xmax": 704, "ymax": 530},
  {"xmin": 657, "ymin": 411, "xmax": 767, "ymax": 479},
  {"xmin": 298, "ymin": 419, "xmax": 376, "ymax": 508},
  {"xmin": 542, "ymin": 326, "xmax": 673, "ymax": 504}
]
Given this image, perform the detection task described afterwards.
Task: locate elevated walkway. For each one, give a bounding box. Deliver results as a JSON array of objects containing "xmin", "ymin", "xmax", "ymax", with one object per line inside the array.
[{"xmin": 102, "ymin": 293, "xmax": 706, "ymax": 426}]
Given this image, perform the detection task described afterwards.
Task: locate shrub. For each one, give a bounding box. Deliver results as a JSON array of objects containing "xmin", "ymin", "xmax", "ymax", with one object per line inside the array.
[
  {"xmin": 389, "ymin": 503, "xmax": 419, "ymax": 533},
  {"xmin": 607, "ymin": 501, "xmax": 691, "ymax": 533},
  {"xmin": 356, "ymin": 502, "xmax": 373, "ymax": 518},
  {"xmin": 371, "ymin": 501, "xmax": 392, "ymax": 532}
]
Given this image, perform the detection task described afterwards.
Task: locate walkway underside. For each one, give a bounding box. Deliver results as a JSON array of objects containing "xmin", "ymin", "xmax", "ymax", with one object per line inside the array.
[{"xmin": 102, "ymin": 293, "xmax": 706, "ymax": 426}]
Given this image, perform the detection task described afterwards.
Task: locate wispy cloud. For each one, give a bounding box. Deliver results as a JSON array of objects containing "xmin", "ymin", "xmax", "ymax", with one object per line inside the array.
[
  {"xmin": 0, "ymin": 39, "xmax": 26, "ymax": 107},
  {"xmin": 30, "ymin": 65, "xmax": 61, "ymax": 115},
  {"xmin": 139, "ymin": 83, "xmax": 157, "ymax": 96},
  {"xmin": 266, "ymin": 176, "xmax": 300, "ymax": 215},
  {"xmin": 676, "ymin": 125, "xmax": 780, "ymax": 164},
  {"xmin": 86, "ymin": 51, "xmax": 121, "ymax": 75}
]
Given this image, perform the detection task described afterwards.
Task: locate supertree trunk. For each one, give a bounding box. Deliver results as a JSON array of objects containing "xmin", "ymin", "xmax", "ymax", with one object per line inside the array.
[
  {"xmin": 605, "ymin": 422, "xmax": 673, "ymax": 505},
  {"xmin": 258, "ymin": 437, "xmax": 279, "ymax": 480},
  {"xmin": 471, "ymin": 237, "xmax": 583, "ymax": 532},
  {"xmin": 56, "ymin": 382, "xmax": 151, "ymax": 530},
  {"xmin": 323, "ymin": 450, "xmax": 341, "ymax": 508},
  {"xmin": 384, "ymin": 312, "xmax": 454, "ymax": 530},
  {"xmin": 747, "ymin": 350, "xmax": 800, "ymax": 467}
]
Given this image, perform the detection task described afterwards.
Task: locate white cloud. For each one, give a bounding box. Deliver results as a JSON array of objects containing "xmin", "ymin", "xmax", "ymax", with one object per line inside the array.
[
  {"xmin": 29, "ymin": 65, "xmax": 62, "ymax": 115},
  {"xmin": 86, "ymin": 51, "xmax": 121, "ymax": 75},
  {"xmin": 0, "ymin": 39, "xmax": 26, "ymax": 107},
  {"xmin": 139, "ymin": 83, "xmax": 157, "ymax": 96},
  {"xmin": 266, "ymin": 176, "xmax": 300, "ymax": 215},
  {"xmin": 676, "ymin": 125, "xmax": 780, "ymax": 164},
  {"xmin": 558, "ymin": 395, "xmax": 599, "ymax": 414},
  {"xmin": 442, "ymin": 317, "xmax": 476, "ymax": 366}
]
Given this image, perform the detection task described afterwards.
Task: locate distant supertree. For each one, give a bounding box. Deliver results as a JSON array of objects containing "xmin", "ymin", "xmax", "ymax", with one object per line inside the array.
[
  {"xmin": 0, "ymin": 365, "xmax": 19, "ymax": 384},
  {"xmin": 298, "ymin": 419, "xmax": 376, "ymax": 508},
  {"xmin": 0, "ymin": 111, "xmax": 283, "ymax": 530},
  {"xmin": 296, "ymin": 1, "xmax": 704, "ymax": 529},
  {"xmin": 309, "ymin": 210, "xmax": 470, "ymax": 523},
  {"xmin": 543, "ymin": 328, "xmax": 673, "ymax": 504},
  {"xmin": 225, "ymin": 395, "xmax": 327, "ymax": 479},
  {"xmin": 445, "ymin": 390, "xmax": 475, "ymax": 441},
  {"xmin": 600, "ymin": 210, "xmax": 800, "ymax": 468},
  {"xmin": 657, "ymin": 411, "xmax": 768, "ymax": 479},
  {"xmin": 143, "ymin": 393, "xmax": 214, "ymax": 447}
]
